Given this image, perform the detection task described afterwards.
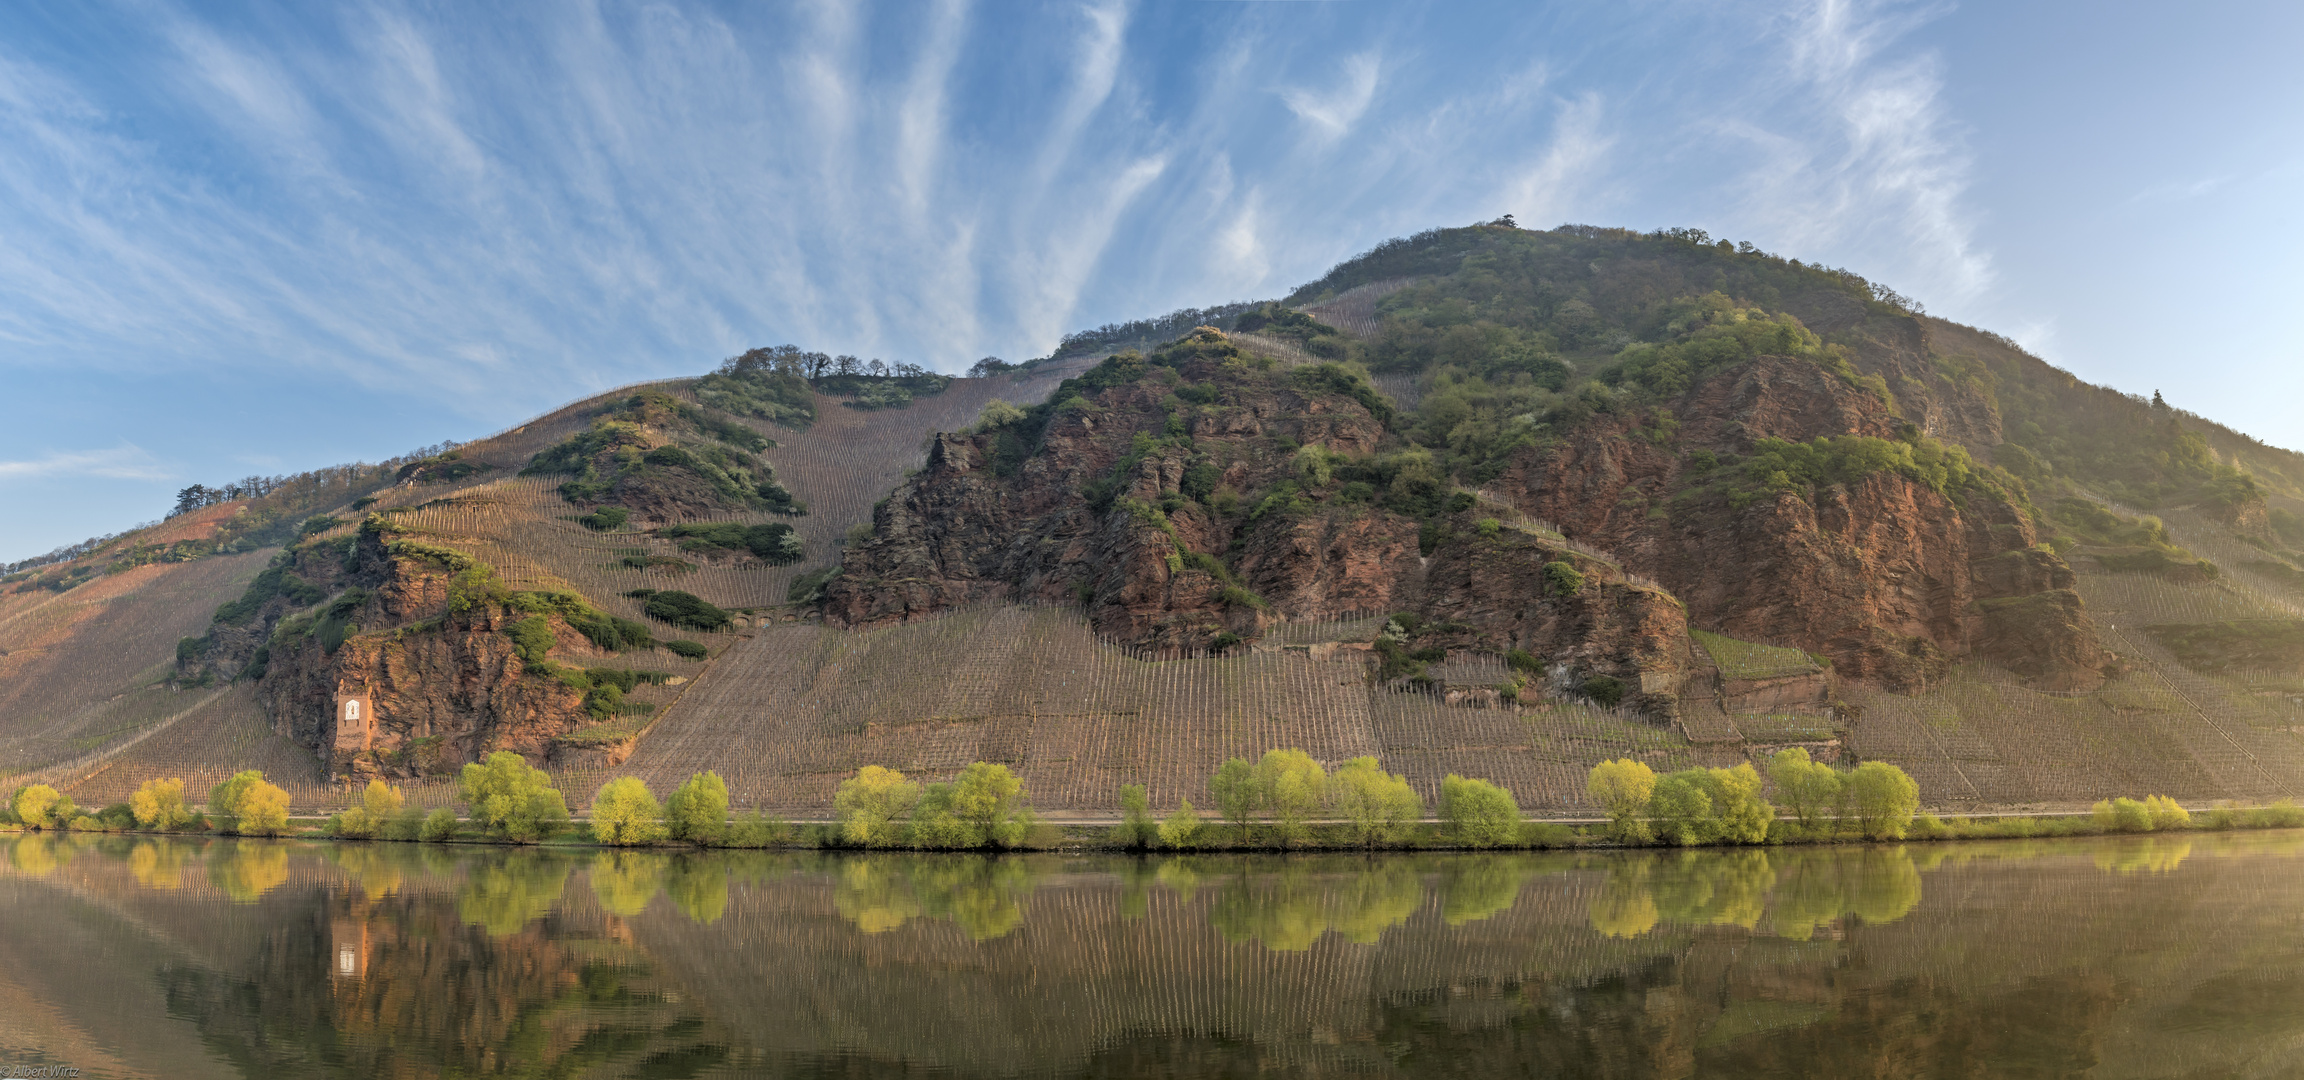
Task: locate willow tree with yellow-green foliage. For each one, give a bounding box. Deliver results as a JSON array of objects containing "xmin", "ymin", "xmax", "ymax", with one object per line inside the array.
[
  {"xmin": 1585, "ymin": 759, "xmax": 1655, "ymax": 843},
  {"xmin": 1328, "ymin": 757, "xmax": 1422, "ymax": 847},
  {"xmin": 590, "ymin": 777, "xmax": 668, "ymax": 846},
  {"xmin": 834, "ymin": 766, "xmax": 919, "ymax": 847},
  {"xmin": 130, "ymin": 778, "xmax": 197, "ymax": 831},
  {"xmin": 665, "ymin": 771, "xmax": 729, "ymax": 845},
  {"xmin": 1842, "ymin": 761, "xmax": 1920, "ymax": 840},
  {"xmin": 208, "ymin": 771, "xmax": 290, "ymax": 836},
  {"xmin": 1647, "ymin": 764, "xmax": 1772, "ymax": 846},
  {"xmin": 1254, "ymin": 749, "xmax": 1328, "ymax": 847},
  {"xmin": 1439, "ymin": 775, "xmax": 1522, "ymax": 848},
  {"xmin": 328, "ymin": 779, "xmax": 405, "ymax": 839},
  {"xmin": 459, "ymin": 752, "xmax": 568, "ymax": 842},
  {"xmin": 10, "ymin": 784, "xmax": 71, "ymax": 831},
  {"xmin": 1767, "ymin": 748, "xmax": 1841, "ymax": 830}
]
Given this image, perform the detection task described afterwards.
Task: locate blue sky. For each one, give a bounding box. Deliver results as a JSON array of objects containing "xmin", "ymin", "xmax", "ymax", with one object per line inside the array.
[{"xmin": 1, "ymin": 1, "xmax": 2298, "ymax": 561}]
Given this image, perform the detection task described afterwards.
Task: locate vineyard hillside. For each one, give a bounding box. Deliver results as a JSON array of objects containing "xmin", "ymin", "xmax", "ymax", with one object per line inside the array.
[{"xmin": 9, "ymin": 220, "xmax": 2304, "ymax": 818}]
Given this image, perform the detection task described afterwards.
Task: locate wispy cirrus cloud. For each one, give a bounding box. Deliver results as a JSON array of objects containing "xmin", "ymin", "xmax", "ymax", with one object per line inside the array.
[
  {"xmin": 0, "ymin": 0, "xmax": 1993, "ymax": 415},
  {"xmin": 1711, "ymin": 0, "xmax": 1987, "ymax": 306},
  {"xmin": 0, "ymin": 0, "xmax": 2028, "ymax": 560},
  {"xmin": 0, "ymin": 446, "xmax": 171, "ymax": 483},
  {"xmin": 1280, "ymin": 51, "xmax": 1381, "ymax": 139}
]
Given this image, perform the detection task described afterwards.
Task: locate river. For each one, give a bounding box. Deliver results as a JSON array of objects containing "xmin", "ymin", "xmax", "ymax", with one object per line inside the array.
[{"xmin": 0, "ymin": 830, "xmax": 2297, "ymax": 1076}]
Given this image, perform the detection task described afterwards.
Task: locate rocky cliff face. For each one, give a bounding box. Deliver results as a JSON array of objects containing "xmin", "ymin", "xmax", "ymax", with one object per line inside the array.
[
  {"xmin": 1492, "ymin": 355, "xmax": 2108, "ymax": 690},
  {"xmin": 179, "ymin": 523, "xmax": 611, "ymax": 779},
  {"xmin": 827, "ymin": 329, "xmax": 1700, "ymax": 715},
  {"xmin": 829, "ymin": 326, "xmax": 2111, "ymax": 703},
  {"xmin": 826, "ymin": 336, "xmax": 1404, "ymax": 647},
  {"xmin": 1414, "ymin": 511, "xmax": 1697, "ymax": 714}
]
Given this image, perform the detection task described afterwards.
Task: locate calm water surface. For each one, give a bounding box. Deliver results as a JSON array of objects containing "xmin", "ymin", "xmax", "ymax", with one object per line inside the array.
[{"xmin": 2, "ymin": 831, "xmax": 2299, "ymax": 1077}]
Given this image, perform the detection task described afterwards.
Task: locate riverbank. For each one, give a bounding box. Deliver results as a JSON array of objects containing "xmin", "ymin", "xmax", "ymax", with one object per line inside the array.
[{"xmin": 11, "ymin": 799, "xmax": 2302, "ymax": 853}]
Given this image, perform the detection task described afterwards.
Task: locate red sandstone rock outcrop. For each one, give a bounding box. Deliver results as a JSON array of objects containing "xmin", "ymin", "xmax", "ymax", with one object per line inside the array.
[
  {"xmin": 180, "ymin": 523, "xmax": 609, "ymax": 779},
  {"xmin": 1494, "ymin": 356, "xmax": 2110, "ymax": 690},
  {"xmin": 829, "ymin": 330, "xmax": 2111, "ymax": 700},
  {"xmin": 827, "ymin": 331, "xmax": 1701, "ymax": 715}
]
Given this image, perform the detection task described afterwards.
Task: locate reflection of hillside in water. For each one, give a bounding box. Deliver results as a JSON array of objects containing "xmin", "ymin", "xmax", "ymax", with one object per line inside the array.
[
  {"xmin": 2, "ymin": 834, "xmax": 2304, "ymax": 1076},
  {"xmin": 0, "ymin": 838, "xmax": 730, "ymax": 1078}
]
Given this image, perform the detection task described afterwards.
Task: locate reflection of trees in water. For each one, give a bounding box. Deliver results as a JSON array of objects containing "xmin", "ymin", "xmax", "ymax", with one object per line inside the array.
[
  {"xmin": 586, "ymin": 850, "xmax": 735, "ymax": 923},
  {"xmin": 116, "ymin": 840, "xmax": 733, "ymax": 1077},
  {"xmin": 1653, "ymin": 849, "xmax": 1772, "ymax": 930},
  {"xmin": 7, "ymin": 833, "xmax": 72, "ymax": 876},
  {"xmin": 1210, "ymin": 858, "xmax": 1422, "ymax": 950},
  {"xmin": 1590, "ymin": 862, "xmax": 1661, "ymax": 939},
  {"xmin": 1439, "ymin": 855, "xmax": 1536, "ymax": 925},
  {"xmin": 832, "ymin": 854, "xmax": 1040, "ymax": 940},
  {"xmin": 1154, "ymin": 857, "xmax": 1202, "ymax": 899},
  {"xmin": 1587, "ymin": 847, "xmax": 1922, "ymax": 942},
  {"xmin": 322, "ymin": 842, "xmax": 403, "ymax": 897},
  {"xmin": 37, "ymin": 837, "xmax": 2304, "ymax": 1078},
  {"xmin": 591, "ymin": 850, "xmax": 667, "ymax": 916},
  {"xmin": 458, "ymin": 849, "xmax": 574, "ymax": 936},
  {"xmin": 129, "ymin": 838, "xmax": 188, "ymax": 889},
  {"xmin": 208, "ymin": 839, "xmax": 290, "ymax": 902},
  {"xmin": 665, "ymin": 853, "xmax": 730, "ymax": 924},
  {"xmin": 1767, "ymin": 847, "xmax": 1921, "ymax": 940},
  {"xmin": 2092, "ymin": 835, "xmax": 2193, "ymax": 874}
]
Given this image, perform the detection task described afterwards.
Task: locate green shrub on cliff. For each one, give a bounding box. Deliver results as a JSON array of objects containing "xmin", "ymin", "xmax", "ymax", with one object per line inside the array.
[
  {"xmin": 1581, "ymin": 674, "xmax": 1625, "ymax": 707},
  {"xmin": 644, "ymin": 590, "xmax": 730, "ymax": 631},
  {"xmin": 505, "ymin": 616, "xmax": 555, "ymax": 665},
  {"xmin": 1726, "ymin": 433, "xmax": 1994, "ymax": 509},
  {"xmin": 2142, "ymin": 620, "xmax": 2304, "ymax": 674},
  {"xmin": 693, "ymin": 362, "xmax": 817, "ymax": 429},
  {"xmin": 661, "ymin": 521, "xmax": 804, "ymax": 565}
]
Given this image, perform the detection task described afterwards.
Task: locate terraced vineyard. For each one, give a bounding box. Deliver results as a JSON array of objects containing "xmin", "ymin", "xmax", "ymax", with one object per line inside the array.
[
  {"xmin": 619, "ymin": 603, "xmax": 1709, "ymax": 815},
  {"xmin": 0, "ymin": 550, "xmax": 273, "ymax": 776},
  {"xmin": 1843, "ymin": 546, "xmax": 2304, "ymax": 808},
  {"xmin": 1691, "ymin": 630, "xmax": 1822, "ymax": 681},
  {"xmin": 1299, "ymin": 277, "xmax": 1415, "ymax": 339}
]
